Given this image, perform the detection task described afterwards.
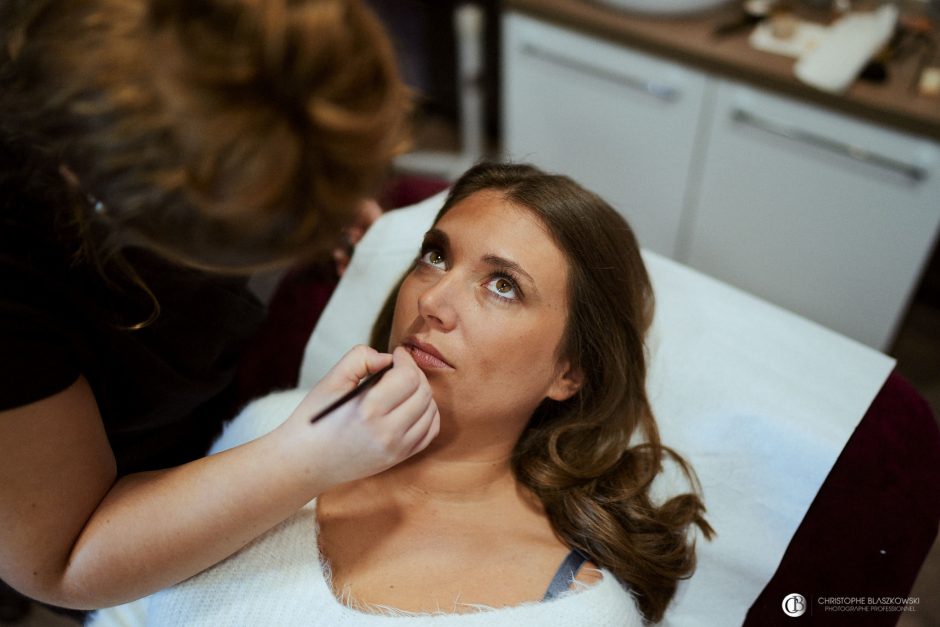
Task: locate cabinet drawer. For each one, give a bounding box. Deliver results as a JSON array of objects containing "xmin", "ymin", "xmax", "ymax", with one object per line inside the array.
[
  {"xmin": 503, "ymin": 12, "xmax": 708, "ymax": 257},
  {"xmin": 685, "ymin": 80, "xmax": 940, "ymax": 349}
]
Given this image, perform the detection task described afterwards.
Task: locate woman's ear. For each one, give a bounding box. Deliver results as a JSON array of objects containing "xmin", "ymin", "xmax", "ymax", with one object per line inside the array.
[{"xmin": 547, "ymin": 360, "xmax": 584, "ymax": 402}]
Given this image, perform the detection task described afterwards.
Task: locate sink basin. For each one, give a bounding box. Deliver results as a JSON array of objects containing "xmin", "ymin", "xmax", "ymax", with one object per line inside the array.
[{"xmin": 593, "ymin": 0, "xmax": 735, "ymax": 16}]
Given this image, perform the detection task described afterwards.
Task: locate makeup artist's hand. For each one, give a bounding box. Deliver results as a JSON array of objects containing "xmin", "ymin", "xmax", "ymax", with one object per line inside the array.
[{"xmin": 277, "ymin": 345, "xmax": 440, "ymax": 490}]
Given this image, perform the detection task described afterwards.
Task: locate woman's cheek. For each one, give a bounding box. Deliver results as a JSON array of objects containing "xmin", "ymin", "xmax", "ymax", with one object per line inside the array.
[{"xmin": 389, "ymin": 281, "xmax": 419, "ymax": 345}]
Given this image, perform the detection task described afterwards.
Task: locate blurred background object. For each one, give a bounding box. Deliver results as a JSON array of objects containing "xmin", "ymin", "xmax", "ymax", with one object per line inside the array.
[{"xmin": 366, "ymin": 1, "xmax": 500, "ymax": 180}]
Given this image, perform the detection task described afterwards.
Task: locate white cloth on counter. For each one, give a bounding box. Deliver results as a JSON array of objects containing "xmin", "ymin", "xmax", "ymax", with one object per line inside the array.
[{"xmin": 794, "ymin": 4, "xmax": 898, "ymax": 93}]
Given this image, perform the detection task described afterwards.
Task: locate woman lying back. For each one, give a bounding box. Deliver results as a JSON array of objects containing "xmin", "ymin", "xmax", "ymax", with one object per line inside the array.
[{"xmin": 133, "ymin": 162, "xmax": 713, "ymax": 625}]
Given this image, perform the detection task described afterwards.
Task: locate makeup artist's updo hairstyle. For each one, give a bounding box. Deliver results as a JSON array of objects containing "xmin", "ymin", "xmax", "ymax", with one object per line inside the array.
[
  {"xmin": 372, "ymin": 162, "xmax": 713, "ymax": 622},
  {"xmin": 0, "ymin": 0, "xmax": 409, "ymax": 270}
]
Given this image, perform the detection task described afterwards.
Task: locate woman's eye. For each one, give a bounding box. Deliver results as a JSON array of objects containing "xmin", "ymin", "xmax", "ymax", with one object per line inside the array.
[
  {"xmin": 485, "ymin": 276, "xmax": 519, "ymax": 301},
  {"xmin": 419, "ymin": 249, "xmax": 446, "ymax": 268}
]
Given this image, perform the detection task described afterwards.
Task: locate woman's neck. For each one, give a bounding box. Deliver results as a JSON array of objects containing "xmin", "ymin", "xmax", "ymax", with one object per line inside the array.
[
  {"xmin": 381, "ymin": 452, "xmax": 514, "ymax": 504},
  {"xmin": 369, "ymin": 415, "xmax": 532, "ymax": 505},
  {"xmin": 317, "ymin": 418, "xmax": 551, "ymax": 557}
]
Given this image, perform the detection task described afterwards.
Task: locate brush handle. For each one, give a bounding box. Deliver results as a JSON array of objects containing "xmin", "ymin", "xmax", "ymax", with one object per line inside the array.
[{"xmin": 309, "ymin": 363, "xmax": 394, "ymax": 424}]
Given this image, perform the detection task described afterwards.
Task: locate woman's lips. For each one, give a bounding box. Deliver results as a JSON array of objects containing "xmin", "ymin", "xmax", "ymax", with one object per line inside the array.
[{"xmin": 404, "ymin": 338, "xmax": 454, "ymax": 370}]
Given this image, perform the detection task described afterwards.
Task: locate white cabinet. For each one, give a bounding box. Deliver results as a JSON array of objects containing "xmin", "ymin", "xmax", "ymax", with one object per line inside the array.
[
  {"xmin": 503, "ymin": 13, "xmax": 708, "ymax": 258},
  {"xmin": 502, "ymin": 12, "xmax": 940, "ymax": 350},
  {"xmin": 686, "ymin": 81, "xmax": 940, "ymax": 349}
]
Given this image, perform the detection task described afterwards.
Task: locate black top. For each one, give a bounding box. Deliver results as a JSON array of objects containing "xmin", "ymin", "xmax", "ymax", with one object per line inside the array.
[{"xmin": 0, "ymin": 141, "xmax": 266, "ymax": 476}]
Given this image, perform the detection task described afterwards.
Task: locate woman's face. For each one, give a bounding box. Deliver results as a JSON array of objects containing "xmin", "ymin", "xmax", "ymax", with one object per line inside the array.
[{"xmin": 389, "ymin": 190, "xmax": 582, "ymax": 438}]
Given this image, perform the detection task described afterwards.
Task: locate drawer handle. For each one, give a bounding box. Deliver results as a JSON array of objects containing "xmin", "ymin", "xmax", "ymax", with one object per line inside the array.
[
  {"xmin": 731, "ymin": 108, "xmax": 927, "ymax": 182},
  {"xmin": 520, "ymin": 43, "xmax": 681, "ymax": 102}
]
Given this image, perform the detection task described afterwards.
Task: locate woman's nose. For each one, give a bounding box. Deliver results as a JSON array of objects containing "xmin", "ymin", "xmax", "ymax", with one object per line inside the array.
[{"xmin": 417, "ymin": 274, "xmax": 458, "ymax": 331}]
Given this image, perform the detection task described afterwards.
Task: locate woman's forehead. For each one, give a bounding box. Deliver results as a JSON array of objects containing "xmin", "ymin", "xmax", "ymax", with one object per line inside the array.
[
  {"xmin": 436, "ymin": 190, "xmax": 551, "ymax": 241},
  {"xmin": 436, "ymin": 192, "xmax": 554, "ymax": 251}
]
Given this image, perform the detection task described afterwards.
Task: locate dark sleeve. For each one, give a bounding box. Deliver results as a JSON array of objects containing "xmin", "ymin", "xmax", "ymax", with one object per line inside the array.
[{"xmin": 0, "ymin": 256, "xmax": 81, "ymax": 411}]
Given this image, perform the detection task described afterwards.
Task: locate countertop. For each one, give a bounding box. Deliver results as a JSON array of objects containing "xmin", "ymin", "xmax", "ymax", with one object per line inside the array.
[{"xmin": 505, "ymin": 0, "xmax": 940, "ymax": 142}]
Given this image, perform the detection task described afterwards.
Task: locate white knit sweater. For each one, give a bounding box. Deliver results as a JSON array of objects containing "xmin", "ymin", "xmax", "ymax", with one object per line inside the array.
[
  {"xmin": 138, "ymin": 498, "xmax": 643, "ymax": 627},
  {"xmin": 90, "ymin": 389, "xmax": 643, "ymax": 627}
]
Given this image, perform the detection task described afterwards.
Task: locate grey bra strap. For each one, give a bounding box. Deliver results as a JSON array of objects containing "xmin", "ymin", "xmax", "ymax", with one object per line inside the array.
[{"xmin": 542, "ymin": 549, "xmax": 589, "ymax": 601}]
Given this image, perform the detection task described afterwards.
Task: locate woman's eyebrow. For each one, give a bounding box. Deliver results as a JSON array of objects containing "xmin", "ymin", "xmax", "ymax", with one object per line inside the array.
[
  {"xmin": 482, "ymin": 254, "xmax": 537, "ymax": 291},
  {"xmin": 422, "ymin": 228, "xmax": 449, "ymax": 250}
]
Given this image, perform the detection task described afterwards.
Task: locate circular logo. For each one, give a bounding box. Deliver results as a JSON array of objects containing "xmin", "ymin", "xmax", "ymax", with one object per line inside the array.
[{"xmin": 782, "ymin": 593, "xmax": 807, "ymax": 617}]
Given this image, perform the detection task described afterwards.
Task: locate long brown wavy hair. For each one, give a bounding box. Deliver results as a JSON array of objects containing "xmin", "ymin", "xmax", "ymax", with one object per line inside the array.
[
  {"xmin": 372, "ymin": 162, "xmax": 713, "ymax": 622},
  {"xmin": 0, "ymin": 0, "xmax": 410, "ymax": 272}
]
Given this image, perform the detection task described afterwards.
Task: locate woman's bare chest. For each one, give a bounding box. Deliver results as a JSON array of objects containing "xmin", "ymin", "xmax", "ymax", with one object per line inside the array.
[{"xmin": 316, "ymin": 492, "xmax": 570, "ymax": 612}]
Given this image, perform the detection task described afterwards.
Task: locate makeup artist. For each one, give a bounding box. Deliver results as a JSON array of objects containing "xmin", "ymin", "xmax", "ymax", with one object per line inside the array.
[{"xmin": 0, "ymin": 0, "xmax": 439, "ymax": 617}]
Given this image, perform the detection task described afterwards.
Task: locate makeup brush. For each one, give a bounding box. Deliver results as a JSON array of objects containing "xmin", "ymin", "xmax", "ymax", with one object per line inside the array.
[{"xmin": 309, "ymin": 363, "xmax": 394, "ymax": 423}]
